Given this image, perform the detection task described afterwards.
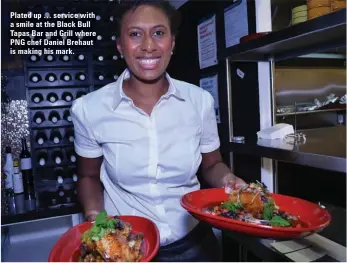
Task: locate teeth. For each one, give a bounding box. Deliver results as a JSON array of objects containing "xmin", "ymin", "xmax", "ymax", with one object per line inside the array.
[{"xmin": 138, "ymin": 59, "xmax": 159, "ymax": 65}]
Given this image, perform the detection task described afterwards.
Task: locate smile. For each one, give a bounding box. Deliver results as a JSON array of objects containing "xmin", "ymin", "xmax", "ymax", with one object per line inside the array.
[{"xmin": 137, "ymin": 58, "xmax": 160, "ymax": 69}]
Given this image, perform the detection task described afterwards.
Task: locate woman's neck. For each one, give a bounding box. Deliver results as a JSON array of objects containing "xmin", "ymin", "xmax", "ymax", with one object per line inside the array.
[{"xmin": 123, "ymin": 73, "xmax": 169, "ymax": 102}]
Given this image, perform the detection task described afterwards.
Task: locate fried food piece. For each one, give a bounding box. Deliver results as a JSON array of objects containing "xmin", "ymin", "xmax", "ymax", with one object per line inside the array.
[
  {"xmin": 115, "ymin": 222, "xmax": 132, "ymax": 239},
  {"xmin": 80, "ymin": 212, "xmax": 144, "ymax": 262},
  {"xmin": 80, "ymin": 253, "xmax": 105, "ymax": 262},
  {"xmin": 82, "ymin": 240, "xmax": 97, "ymax": 254},
  {"xmin": 95, "ymin": 233, "xmax": 143, "ymax": 262},
  {"xmin": 227, "ymin": 182, "xmax": 273, "ymax": 217}
]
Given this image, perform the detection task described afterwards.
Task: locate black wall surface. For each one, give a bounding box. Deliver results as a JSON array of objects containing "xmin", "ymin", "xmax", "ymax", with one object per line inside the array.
[{"xmin": 167, "ymin": 0, "xmax": 262, "ymax": 184}]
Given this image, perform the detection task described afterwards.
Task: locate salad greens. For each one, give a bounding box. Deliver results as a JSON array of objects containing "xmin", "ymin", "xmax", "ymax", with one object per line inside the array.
[
  {"xmin": 221, "ymin": 202, "xmax": 242, "ymax": 213},
  {"xmin": 82, "ymin": 210, "xmax": 119, "ymax": 242},
  {"xmin": 270, "ymin": 215, "xmax": 291, "ymax": 227},
  {"xmin": 263, "ymin": 199, "xmax": 290, "ymax": 226},
  {"xmin": 222, "ymin": 195, "xmax": 291, "ymax": 227},
  {"xmin": 263, "ymin": 199, "xmax": 274, "ymax": 220}
]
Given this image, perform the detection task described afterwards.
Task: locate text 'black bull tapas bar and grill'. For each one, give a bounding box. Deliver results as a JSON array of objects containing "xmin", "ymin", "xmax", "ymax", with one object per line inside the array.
[{"xmin": 1, "ymin": 0, "xmax": 346, "ymax": 262}]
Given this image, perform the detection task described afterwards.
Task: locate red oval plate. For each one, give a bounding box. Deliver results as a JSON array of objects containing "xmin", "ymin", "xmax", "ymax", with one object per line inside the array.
[
  {"xmin": 48, "ymin": 215, "xmax": 160, "ymax": 262},
  {"xmin": 181, "ymin": 188, "xmax": 331, "ymax": 239}
]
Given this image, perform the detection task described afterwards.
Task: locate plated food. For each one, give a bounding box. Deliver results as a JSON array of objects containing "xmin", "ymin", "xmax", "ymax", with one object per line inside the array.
[
  {"xmin": 49, "ymin": 214, "xmax": 159, "ymax": 262},
  {"xmin": 79, "ymin": 211, "xmax": 144, "ymax": 262},
  {"xmin": 205, "ymin": 181, "xmax": 306, "ymax": 228},
  {"xmin": 181, "ymin": 186, "xmax": 331, "ymax": 239}
]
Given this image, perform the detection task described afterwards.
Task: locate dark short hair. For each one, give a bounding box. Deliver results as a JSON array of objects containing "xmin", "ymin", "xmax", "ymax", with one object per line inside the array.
[{"xmin": 114, "ymin": 0, "xmax": 181, "ymax": 38}]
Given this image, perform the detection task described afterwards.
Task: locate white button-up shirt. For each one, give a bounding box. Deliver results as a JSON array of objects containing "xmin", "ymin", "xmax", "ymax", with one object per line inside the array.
[{"xmin": 70, "ymin": 69, "xmax": 220, "ymax": 245}]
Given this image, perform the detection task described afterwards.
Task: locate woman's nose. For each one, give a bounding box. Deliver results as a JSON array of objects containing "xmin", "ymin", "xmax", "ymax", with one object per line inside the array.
[{"xmin": 141, "ymin": 35, "xmax": 157, "ymax": 52}]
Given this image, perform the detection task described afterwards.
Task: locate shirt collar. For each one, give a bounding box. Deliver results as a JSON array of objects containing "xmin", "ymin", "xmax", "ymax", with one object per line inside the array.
[{"xmin": 112, "ymin": 69, "xmax": 184, "ymax": 110}]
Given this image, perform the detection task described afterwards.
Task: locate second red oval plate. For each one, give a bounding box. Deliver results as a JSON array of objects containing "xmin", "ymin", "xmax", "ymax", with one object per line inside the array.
[
  {"xmin": 48, "ymin": 215, "xmax": 160, "ymax": 262},
  {"xmin": 181, "ymin": 188, "xmax": 331, "ymax": 239}
]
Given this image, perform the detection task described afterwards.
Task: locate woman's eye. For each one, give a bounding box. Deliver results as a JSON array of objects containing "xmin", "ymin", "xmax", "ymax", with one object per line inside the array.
[
  {"xmin": 154, "ymin": 31, "xmax": 164, "ymax": 36},
  {"xmin": 129, "ymin": 32, "xmax": 140, "ymax": 37}
]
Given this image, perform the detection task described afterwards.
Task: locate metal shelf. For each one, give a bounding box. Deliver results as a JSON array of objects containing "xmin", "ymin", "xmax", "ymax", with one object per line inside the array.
[
  {"xmin": 1, "ymin": 204, "xmax": 82, "ymax": 226},
  {"xmin": 219, "ymin": 9, "xmax": 346, "ymax": 62},
  {"xmin": 222, "ymin": 126, "xmax": 346, "ymax": 173},
  {"xmin": 276, "ymin": 107, "xmax": 346, "ymax": 117}
]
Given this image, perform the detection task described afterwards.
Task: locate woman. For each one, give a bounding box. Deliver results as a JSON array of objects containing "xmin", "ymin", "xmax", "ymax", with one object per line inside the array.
[{"xmin": 70, "ymin": 0, "xmax": 246, "ymax": 261}]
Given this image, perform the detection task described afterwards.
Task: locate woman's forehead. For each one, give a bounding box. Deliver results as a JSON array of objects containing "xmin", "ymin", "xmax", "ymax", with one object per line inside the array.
[{"xmin": 122, "ymin": 5, "xmax": 170, "ymax": 28}]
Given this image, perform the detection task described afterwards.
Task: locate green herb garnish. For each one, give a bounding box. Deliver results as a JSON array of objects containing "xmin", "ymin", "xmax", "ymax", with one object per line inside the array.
[
  {"xmin": 263, "ymin": 199, "xmax": 275, "ymax": 220},
  {"xmin": 263, "ymin": 199, "xmax": 291, "ymax": 227},
  {"xmin": 270, "ymin": 215, "xmax": 291, "ymax": 227},
  {"xmin": 82, "ymin": 210, "xmax": 118, "ymax": 242},
  {"xmin": 222, "ymin": 202, "xmax": 242, "ymax": 213}
]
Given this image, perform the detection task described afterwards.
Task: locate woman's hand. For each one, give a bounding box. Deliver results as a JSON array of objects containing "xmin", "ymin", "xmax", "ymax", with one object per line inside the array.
[
  {"xmin": 85, "ymin": 210, "xmax": 100, "ymax": 222},
  {"xmin": 223, "ymin": 174, "xmax": 247, "ymax": 194}
]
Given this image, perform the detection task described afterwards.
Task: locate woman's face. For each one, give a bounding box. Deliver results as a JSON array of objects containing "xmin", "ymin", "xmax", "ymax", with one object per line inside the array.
[{"xmin": 117, "ymin": 5, "xmax": 175, "ymax": 82}]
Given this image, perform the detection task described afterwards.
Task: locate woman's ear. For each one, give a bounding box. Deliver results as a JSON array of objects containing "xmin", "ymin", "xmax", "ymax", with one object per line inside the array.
[
  {"xmin": 116, "ymin": 39, "xmax": 123, "ymax": 57},
  {"xmin": 171, "ymin": 36, "xmax": 176, "ymax": 54}
]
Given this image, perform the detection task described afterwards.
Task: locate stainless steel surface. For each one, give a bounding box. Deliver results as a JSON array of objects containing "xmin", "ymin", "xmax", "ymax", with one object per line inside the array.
[
  {"xmin": 274, "ymin": 68, "xmax": 346, "ymax": 108},
  {"xmin": 270, "ymin": 60, "xmax": 276, "ymax": 125},
  {"xmin": 1, "ymin": 213, "xmax": 72, "ymax": 227},
  {"xmin": 294, "ymin": 102, "xmax": 297, "ymax": 134},
  {"xmin": 277, "ymin": 107, "xmax": 346, "ymax": 117},
  {"xmin": 274, "ymin": 66, "xmax": 346, "ymax": 129},
  {"xmin": 299, "ymin": 53, "xmax": 346, "ymax": 59},
  {"xmin": 226, "ymin": 126, "xmax": 346, "ymax": 173},
  {"xmin": 256, "ymin": 126, "xmax": 346, "ymax": 157},
  {"xmin": 231, "ymin": 136, "xmax": 245, "ymax": 142}
]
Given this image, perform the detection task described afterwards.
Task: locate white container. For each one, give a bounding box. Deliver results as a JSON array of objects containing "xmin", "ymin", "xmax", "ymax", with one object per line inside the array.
[
  {"xmin": 13, "ymin": 160, "xmax": 24, "ymax": 194},
  {"xmin": 3, "ymin": 146, "xmax": 14, "ymax": 190},
  {"xmin": 257, "ymin": 123, "xmax": 295, "ymax": 140}
]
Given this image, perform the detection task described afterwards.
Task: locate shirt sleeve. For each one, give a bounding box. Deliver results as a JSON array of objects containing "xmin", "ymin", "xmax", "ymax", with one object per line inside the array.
[
  {"xmin": 70, "ymin": 98, "xmax": 103, "ymax": 158},
  {"xmin": 200, "ymin": 91, "xmax": 221, "ymax": 153}
]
